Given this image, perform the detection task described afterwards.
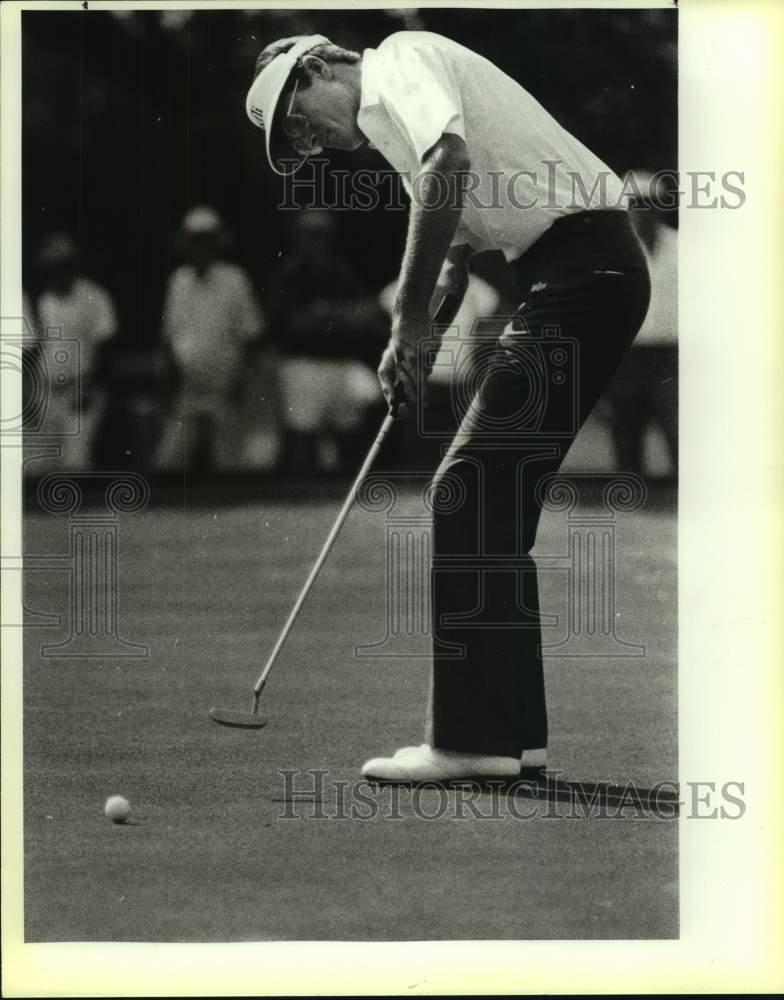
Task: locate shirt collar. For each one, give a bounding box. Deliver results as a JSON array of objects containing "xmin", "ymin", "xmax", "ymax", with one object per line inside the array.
[
  {"xmin": 357, "ymin": 48, "xmax": 384, "ymax": 149},
  {"xmin": 358, "ymin": 48, "xmax": 382, "ymax": 115}
]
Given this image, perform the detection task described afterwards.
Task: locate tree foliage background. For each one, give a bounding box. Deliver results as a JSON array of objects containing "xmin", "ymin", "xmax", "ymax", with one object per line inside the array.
[{"xmin": 23, "ymin": 6, "xmax": 677, "ymax": 345}]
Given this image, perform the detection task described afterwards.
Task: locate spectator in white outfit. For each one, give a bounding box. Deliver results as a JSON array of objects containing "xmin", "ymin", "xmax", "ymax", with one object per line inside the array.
[
  {"xmin": 34, "ymin": 233, "xmax": 117, "ymax": 469},
  {"xmin": 155, "ymin": 206, "xmax": 265, "ymax": 473}
]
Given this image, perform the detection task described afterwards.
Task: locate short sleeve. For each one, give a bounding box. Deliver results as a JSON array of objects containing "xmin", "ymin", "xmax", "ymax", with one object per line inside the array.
[{"xmin": 376, "ymin": 39, "xmax": 465, "ymax": 163}]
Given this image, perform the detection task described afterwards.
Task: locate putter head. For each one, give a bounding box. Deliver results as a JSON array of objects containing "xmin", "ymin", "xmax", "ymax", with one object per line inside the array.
[{"xmin": 209, "ymin": 707, "xmax": 268, "ymax": 729}]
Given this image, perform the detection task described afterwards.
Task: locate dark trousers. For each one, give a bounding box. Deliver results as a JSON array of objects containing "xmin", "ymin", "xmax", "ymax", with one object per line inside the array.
[{"xmin": 426, "ymin": 210, "xmax": 651, "ymax": 757}]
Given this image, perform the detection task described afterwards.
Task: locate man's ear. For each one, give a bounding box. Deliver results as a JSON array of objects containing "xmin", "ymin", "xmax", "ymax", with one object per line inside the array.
[{"xmin": 301, "ymin": 54, "xmax": 332, "ymax": 81}]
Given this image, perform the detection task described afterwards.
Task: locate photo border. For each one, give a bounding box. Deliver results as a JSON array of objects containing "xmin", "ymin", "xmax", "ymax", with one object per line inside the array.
[{"xmin": 2, "ymin": 0, "xmax": 783, "ymax": 995}]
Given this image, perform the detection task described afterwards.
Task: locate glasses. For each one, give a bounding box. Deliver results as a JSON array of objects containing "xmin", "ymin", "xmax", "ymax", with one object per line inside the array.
[{"xmin": 281, "ymin": 76, "xmax": 323, "ymax": 157}]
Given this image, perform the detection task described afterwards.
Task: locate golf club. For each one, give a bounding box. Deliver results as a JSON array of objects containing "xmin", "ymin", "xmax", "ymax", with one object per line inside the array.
[{"xmin": 209, "ymin": 293, "xmax": 458, "ymax": 728}]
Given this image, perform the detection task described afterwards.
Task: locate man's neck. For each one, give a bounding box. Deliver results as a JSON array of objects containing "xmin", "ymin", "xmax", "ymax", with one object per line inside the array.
[{"xmin": 332, "ymin": 61, "xmax": 363, "ymax": 119}]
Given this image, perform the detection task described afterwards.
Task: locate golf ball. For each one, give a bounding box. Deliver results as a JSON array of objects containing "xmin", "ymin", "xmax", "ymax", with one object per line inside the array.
[{"xmin": 104, "ymin": 795, "xmax": 131, "ymax": 824}]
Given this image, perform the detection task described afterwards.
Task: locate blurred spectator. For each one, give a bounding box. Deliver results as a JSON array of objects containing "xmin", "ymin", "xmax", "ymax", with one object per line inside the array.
[
  {"xmin": 155, "ymin": 206, "xmax": 265, "ymax": 473},
  {"xmin": 91, "ymin": 342, "xmax": 170, "ymax": 472},
  {"xmin": 21, "ymin": 289, "xmax": 42, "ymax": 433},
  {"xmin": 268, "ymin": 209, "xmax": 386, "ymax": 473},
  {"xmin": 34, "ymin": 232, "xmax": 118, "ymax": 469},
  {"xmin": 605, "ymin": 178, "xmax": 678, "ymax": 477}
]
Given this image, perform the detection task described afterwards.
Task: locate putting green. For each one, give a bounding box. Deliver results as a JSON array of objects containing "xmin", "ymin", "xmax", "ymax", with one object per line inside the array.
[{"xmin": 22, "ymin": 489, "xmax": 676, "ymax": 940}]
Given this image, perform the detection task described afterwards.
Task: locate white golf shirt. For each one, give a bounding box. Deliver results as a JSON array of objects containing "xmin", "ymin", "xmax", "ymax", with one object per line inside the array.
[
  {"xmin": 357, "ymin": 31, "xmax": 628, "ymax": 261},
  {"xmin": 162, "ymin": 261, "xmax": 263, "ymax": 394}
]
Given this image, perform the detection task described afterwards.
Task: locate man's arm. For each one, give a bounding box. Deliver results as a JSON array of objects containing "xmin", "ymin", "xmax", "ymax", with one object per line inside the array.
[
  {"xmin": 394, "ymin": 133, "xmax": 470, "ymax": 317},
  {"xmin": 378, "ymin": 133, "xmax": 471, "ymax": 417}
]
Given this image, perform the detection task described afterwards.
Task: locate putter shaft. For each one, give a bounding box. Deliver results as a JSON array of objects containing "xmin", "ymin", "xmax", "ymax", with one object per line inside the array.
[
  {"xmin": 248, "ymin": 411, "xmax": 395, "ymax": 702},
  {"xmin": 212, "ymin": 294, "xmax": 459, "ymax": 728}
]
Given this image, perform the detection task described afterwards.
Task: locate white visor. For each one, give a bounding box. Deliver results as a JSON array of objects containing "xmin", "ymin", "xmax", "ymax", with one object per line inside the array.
[{"xmin": 245, "ymin": 34, "xmax": 329, "ymax": 176}]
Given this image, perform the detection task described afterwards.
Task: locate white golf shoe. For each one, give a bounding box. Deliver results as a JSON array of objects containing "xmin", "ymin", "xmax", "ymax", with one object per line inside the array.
[
  {"xmin": 393, "ymin": 743, "xmax": 429, "ymax": 759},
  {"xmin": 361, "ymin": 744, "xmax": 521, "ymax": 782},
  {"xmin": 393, "ymin": 744, "xmax": 546, "ymax": 766}
]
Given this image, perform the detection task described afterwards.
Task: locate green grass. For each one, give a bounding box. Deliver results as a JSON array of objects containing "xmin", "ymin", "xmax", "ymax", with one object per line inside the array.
[{"xmin": 23, "ymin": 489, "xmax": 677, "ymax": 940}]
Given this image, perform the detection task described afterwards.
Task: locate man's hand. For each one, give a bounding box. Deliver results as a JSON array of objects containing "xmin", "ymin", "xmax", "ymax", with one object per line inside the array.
[{"xmin": 377, "ymin": 313, "xmax": 434, "ymax": 420}]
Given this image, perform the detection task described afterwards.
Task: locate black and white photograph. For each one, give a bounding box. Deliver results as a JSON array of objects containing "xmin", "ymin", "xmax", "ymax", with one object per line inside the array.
[{"xmin": 1, "ymin": 0, "xmax": 782, "ymax": 995}]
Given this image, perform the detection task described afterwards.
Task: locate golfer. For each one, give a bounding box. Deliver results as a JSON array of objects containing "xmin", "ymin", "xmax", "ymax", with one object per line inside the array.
[{"xmin": 246, "ymin": 31, "xmax": 650, "ymax": 781}]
